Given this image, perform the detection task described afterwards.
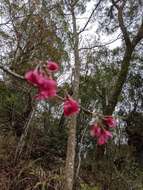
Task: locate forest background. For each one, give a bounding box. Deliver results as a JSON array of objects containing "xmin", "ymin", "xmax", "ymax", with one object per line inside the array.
[{"xmin": 0, "ymin": 0, "xmax": 143, "ymax": 190}]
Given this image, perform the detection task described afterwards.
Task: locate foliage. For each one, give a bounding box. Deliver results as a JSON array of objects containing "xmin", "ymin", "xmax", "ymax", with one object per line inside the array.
[{"xmin": 0, "ymin": 0, "xmax": 143, "ymax": 189}]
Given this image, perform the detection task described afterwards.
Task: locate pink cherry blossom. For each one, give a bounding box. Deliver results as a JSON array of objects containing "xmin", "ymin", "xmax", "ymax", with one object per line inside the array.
[
  {"xmin": 34, "ymin": 91, "xmax": 48, "ymax": 100},
  {"xmin": 90, "ymin": 124, "xmax": 101, "ymax": 137},
  {"xmin": 25, "ymin": 70, "xmax": 44, "ymax": 86},
  {"xmin": 25, "ymin": 68, "xmax": 57, "ymax": 100},
  {"xmin": 47, "ymin": 61, "xmax": 59, "ymax": 72},
  {"xmin": 35, "ymin": 88, "xmax": 56, "ymax": 100},
  {"xmin": 103, "ymin": 130, "xmax": 112, "ymax": 138},
  {"xmin": 35, "ymin": 78, "xmax": 57, "ymax": 100},
  {"xmin": 103, "ymin": 116, "xmax": 117, "ymax": 128},
  {"xmin": 39, "ymin": 78, "xmax": 57, "ymax": 91},
  {"xmin": 97, "ymin": 130, "xmax": 112, "ymax": 145},
  {"xmin": 97, "ymin": 135, "xmax": 107, "ymax": 145},
  {"xmin": 64, "ymin": 98, "xmax": 79, "ymax": 116}
]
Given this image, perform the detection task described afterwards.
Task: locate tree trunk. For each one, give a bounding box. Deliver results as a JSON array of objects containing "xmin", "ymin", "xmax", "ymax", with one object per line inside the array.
[
  {"xmin": 105, "ymin": 2, "xmax": 143, "ymax": 115},
  {"xmin": 64, "ymin": 6, "xmax": 80, "ymax": 190},
  {"xmin": 104, "ymin": 47, "xmax": 133, "ymax": 115}
]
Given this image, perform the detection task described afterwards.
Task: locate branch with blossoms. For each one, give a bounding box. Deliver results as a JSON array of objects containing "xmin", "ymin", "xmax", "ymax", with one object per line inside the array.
[
  {"xmin": 0, "ymin": 61, "xmax": 117, "ymax": 145},
  {"xmin": 24, "ymin": 61, "xmax": 117, "ymax": 145}
]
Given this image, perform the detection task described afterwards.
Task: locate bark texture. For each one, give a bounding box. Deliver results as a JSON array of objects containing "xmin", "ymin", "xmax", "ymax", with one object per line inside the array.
[
  {"xmin": 105, "ymin": 1, "xmax": 143, "ymax": 115},
  {"xmin": 64, "ymin": 3, "xmax": 80, "ymax": 190}
]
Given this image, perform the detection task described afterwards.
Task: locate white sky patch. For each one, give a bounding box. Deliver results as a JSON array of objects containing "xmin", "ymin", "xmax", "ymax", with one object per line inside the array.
[
  {"xmin": 100, "ymin": 29, "xmax": 122, "ymax": 49},
  {"xmin": 57, "ymin": 70, "xmax": 72, "ymax": 85},
  {"xmin": 76, "ymin": 0, "xmax": 122, "ymax": 50}
]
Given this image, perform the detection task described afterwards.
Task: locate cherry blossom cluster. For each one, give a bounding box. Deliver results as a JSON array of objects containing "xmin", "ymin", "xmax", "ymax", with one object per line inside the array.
[
  {"xmin": 25, "ymin": 61, "xmax": 79, "ymax": 116},
  {"xmin": 90, "ymin": 116, "xmax": 117, "ymax": 145},
  {"xmin": 25, "ymin": 61, "xmax": 117, "ymax": 145}
]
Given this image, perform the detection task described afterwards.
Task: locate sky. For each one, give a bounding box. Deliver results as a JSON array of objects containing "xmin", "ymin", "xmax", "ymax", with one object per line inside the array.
[
  {"xmin": 77, "ymin": 0, "xmax": 122, "ymax": 49},
  {"xmin": 0, "ymin": 0, "xmax": 122, "ymax": 83},
  {"xmin": 58, "ymin": 0, "xmax": 122, "ymax": 84}
]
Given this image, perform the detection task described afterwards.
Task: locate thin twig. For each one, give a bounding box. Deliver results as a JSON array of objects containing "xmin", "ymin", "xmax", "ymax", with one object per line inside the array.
[
  {"xmin": 0, "ymin": 65, "xmax": 25, "ymax": 80},
  {"xmin": 76, "ymin": 125, "xmax": 88, "ymax": 178},
  {"xmin": 79, "ymin": 34, "xmax": 122, "ymax": 51},
  {"xmin": 14, "ymin": 107, "xmax": 36, "ymax": 163},
  {"xmin": 78, "ymin": 0, "xmax": 103, "ymax": 34}
]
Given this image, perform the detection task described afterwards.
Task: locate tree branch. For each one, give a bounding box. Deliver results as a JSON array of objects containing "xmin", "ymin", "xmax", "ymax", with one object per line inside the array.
[
  {"xmin": 132, "ymin": 18, "xmax": 143, "ymax": 47},
  {"xmin": 105, "ymin": 48, "xmax": 133, "ymax": 114},
  {"xmin": 79, "ymin": 33, "xmax": 122, "ymax": 50},
  {"xmin": 78, "ymin": 0, "xmax": 102, "ymax": 34},
  {"xmin": 0, "ymin": 65, "xmax": 25, "ymax": 80},
  {"xmin": 112, "ymin": 0, "xmax": 132, "ymax": 48},
  {"xmin": 76, "ymin": 125, "xmax": 88, "ymax": 179},
  {"xmin": 14, "ymin": 107, "xmax": 35, "ymax": 163},
  {"xmin": 71, "ymin": 0, "xmax": 80, "ymax": 7},
  {"xmin": 105, "ymin": 5, "xmax": 143, "ymax": 115}
]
